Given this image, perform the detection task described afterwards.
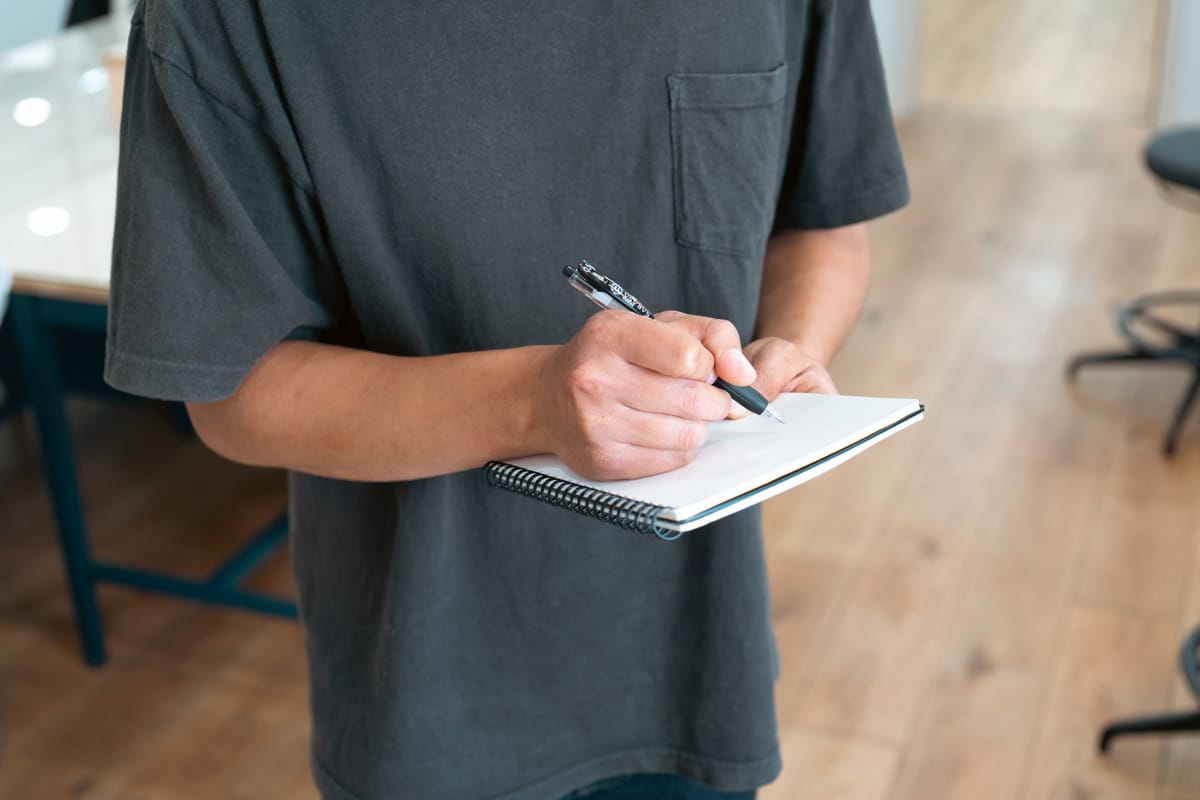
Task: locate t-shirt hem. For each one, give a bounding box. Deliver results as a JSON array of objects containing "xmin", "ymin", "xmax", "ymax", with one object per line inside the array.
[
  {"xmin": 774, "ymin": 172, "xmax": 911, "ymax": 231},
  {"xmin": 311, "ymin": 745, "xmax": 783, "ymax": 800},
  {"xmin": 104, "ymin": 346, "xmax": 251, "ymax": 402}
]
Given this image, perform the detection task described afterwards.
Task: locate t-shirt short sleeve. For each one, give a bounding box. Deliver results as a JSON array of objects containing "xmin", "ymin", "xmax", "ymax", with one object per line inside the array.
[
  {"xmin": 774, "ymin": 0, "xmax": 911, "ymax": 230},
  {"xmin": 104, "ymin": 14, "xmax": 343, "ymax": 402}
]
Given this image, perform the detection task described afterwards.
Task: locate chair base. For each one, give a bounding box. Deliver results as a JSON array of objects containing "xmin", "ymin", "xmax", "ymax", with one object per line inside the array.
[
  {"xmin": 1067, "ymin": 290, "xmax": 1200, "ymax": 456},
  {"xmin": 1067, "ymin": 349, "xmax": 1200, "ymax": 456},
  {"xmin": 1099, "ymin": 711, "xmax": 1200, "ymax": 753},
  {"xmin": 1098, "ymin": 627, "xmax": 1200, "ymax": 753}
]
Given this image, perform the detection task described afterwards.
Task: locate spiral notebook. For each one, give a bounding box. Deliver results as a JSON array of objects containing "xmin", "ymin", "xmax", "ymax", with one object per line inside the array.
[{"xmin": 485, "ymin": 393, "xmax": 923, "ymax": 539}]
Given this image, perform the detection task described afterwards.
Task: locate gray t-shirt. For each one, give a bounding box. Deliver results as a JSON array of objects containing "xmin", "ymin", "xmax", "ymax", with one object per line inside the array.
[{"xmin": 105, "ymin": 2, "xmax": 909, "ymax": 798}]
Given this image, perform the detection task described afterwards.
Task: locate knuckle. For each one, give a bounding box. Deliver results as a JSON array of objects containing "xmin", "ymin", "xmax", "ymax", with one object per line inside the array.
[
  {"xmin": 574, "ymin": 409, "xmax": 597, "ymax": 439},
  {"xmin": 671, "ymin": 449, "xmax": 696, "ymax": 470},
  {"xmin": 678, "ymin": 383, "xmax": 721, "ymax": 419},
  {"xmin": 567, "ymin": 363, "xmax": 604, "ymax": 398},
  {"xmin": 585, "ymin": 443, "xmax": 623, "ymax": 480},
  {"xmin": 677, "ymin": 383, "xmax": 704, "ymax": 418},
  {"xmin": 583, "ymin": 310, "xmax": 620, "ymax": 341},
  {"xmin": 711, "ymin": 318, "xmax": 739, "ymax": 343},
  {"xmin": 576, "ymin": 407, "xmax": 611, "ymax": 444},
  {"xmin": 675, "ymin": 421, "xmax": 708, "ymax": 452},
  {"xmin": 679, "ymin": 344, "xmax": 712, "ymax": 378}
]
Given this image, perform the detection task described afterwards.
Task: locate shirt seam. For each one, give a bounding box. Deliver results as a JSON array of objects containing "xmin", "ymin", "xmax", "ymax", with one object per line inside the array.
[
  {"xmin": 674, "ymin": 235, "xmax": 758, "ymax": 259},
  {"xmin": 311, "ymin": 745, "xmax": 781, "ymax": 800},
  {"xmin": 110, "ymin": 347, "xmax": 251, "ymax": 374},
  {"xmin": 492, "ymin": 746, "xmax": 781, "ymax": 800},
  {"xmin": 671, "ymin": 97, "xmax": 787, "ymax": 112},
  {"xmin": 142, "ymin": 46, "xmax": 316, "ymax": 198},
  {"xmin": 784, "ymin": 172, "xmax": 907, "ymax": 210},
  {"xmin": 311, "ymin": 753, "xmax": 363, "ymax": 800}
]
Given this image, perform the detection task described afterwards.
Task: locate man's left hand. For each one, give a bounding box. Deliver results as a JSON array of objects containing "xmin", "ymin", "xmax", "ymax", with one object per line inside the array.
[{"xmin": 730, "ymin": 337, "xmax": 837, "ymax": 417}]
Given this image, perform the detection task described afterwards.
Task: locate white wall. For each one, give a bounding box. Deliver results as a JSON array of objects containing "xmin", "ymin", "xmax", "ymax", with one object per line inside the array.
[
  {"xmin": 1158, "ymin": 0, "xmax": 1200, "ymax": 126},
  {"xmin": 0, "ymin": 0, "xmax": 72, "ymax": 54},
  {"xmin": 870, "ymin": 0, "xmax": 922, "ymax": 117}
]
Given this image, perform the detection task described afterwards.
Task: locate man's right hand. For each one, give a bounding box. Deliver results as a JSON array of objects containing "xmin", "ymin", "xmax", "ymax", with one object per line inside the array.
[
  {"xmin": 538, "ymin": 310, "xmax": 757, "ymax": 481},
  {"xmin": 185, "ymin": 311, "xmax": 755, "ymax": 484}
]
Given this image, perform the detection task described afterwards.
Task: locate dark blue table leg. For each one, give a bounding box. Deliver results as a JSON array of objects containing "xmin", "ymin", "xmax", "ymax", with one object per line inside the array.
[
  {"xmin": 89, "ymin": 515, "xmax": 298, "ymax": 620},
  {"xmin": 8, "ymin": 295, "xmax": 107, "ymax": 665},
  {"xmin": 0, "ymin": 313, "xmax": 26, "ymax": 421}
]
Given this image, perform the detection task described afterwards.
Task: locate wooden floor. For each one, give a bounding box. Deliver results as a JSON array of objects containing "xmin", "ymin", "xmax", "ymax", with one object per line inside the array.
[
  {"xmin": 3, "ymin": 3, "xmax": 1195, "ymax": 798},
  {"xmin": 920, "ymin": 0, "xmax": 1161, "ymax": 117},
  {"xmin": 760, "ymin": 110, "xmax": 1200, "ymax": 798}
]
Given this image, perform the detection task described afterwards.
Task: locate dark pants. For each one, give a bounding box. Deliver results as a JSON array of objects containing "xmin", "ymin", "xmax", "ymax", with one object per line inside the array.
[{"xmin": 561, "ymin": 774, "xmax": 757, "ymax": 800}]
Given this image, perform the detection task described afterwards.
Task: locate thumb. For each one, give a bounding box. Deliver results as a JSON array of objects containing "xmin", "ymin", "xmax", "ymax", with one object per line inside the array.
[
  {"xmin": 714, "ymin": 347, "xmax": 757, "ymax": 387},
  {"xmin": 747, "ymin": 350, "xmax": 796, "ymax": 402}
]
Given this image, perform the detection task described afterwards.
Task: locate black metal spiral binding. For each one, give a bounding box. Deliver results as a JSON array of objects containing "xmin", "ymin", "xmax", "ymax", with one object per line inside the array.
[{"xmin": 484, "ymin": 461, "xmax": 678, "ymax": 540}]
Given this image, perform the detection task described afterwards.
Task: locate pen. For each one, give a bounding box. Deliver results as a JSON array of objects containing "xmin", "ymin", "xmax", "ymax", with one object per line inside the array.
[{"xmin": 563, "ymin": 260, "xmax": 786, "ymax": 424}]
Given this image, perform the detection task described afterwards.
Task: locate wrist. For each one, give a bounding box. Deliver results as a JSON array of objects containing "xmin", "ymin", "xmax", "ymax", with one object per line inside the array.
[{"xmin": 510, "ymin": 344, "xmax": 559, "ymax": 457}]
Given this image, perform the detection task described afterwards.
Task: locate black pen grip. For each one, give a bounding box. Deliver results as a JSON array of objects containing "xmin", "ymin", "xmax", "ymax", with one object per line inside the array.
[{"xmin": 713, "ymin": 378, "xmax": 769, "ymax": 416}]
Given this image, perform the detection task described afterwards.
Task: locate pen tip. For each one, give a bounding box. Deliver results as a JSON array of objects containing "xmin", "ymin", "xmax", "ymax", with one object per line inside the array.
[{"xmin": 763, "ymin": 405, "xmax": 785, "ymax": 424}]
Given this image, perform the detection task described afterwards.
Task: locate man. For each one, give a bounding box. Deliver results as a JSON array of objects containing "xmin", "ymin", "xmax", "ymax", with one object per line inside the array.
[{"xmin": 105, "ymin": 2, "xmax": 908, "ymax": 798}]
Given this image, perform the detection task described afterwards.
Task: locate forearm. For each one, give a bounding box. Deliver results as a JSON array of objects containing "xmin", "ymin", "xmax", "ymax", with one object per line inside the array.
[
  {"xmin": 187, "ymin": 341, "xmax": 555, "ymax": 482},
  {"xmin": 754, "ymin": 224, "xmax": 871, "ymax": 366}
]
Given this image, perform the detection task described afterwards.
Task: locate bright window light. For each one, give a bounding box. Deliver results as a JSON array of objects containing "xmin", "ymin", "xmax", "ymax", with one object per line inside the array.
[
  {"xmin": 27, "ymin": 206, "xmax": 70, "ymax": 237},
  {"xmin": 79, "ymin": 67, "xmax": 109, "ymax": 94},
  {"xmin": 13, "ymin": 97, "xmax": 52, "ymax": 127}
]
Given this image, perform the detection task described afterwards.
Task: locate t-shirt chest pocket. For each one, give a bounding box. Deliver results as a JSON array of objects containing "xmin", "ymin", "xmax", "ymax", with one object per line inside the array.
[{"xmin": 667, "ymin": 63, "xmax": 789, "ymax": 258}]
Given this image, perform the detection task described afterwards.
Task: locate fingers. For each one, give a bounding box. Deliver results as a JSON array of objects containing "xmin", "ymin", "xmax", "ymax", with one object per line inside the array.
[
  {"xmin": 620, "ymin": 369, "xmax": 732, "ymax": 421},
  {"xmin": 556, "ymin": 384, "xmax": 716, "ymax": 480},
  {"xmin": 556, "ymin": 311, "xmax": 759, "ymax": 481},
  {"xmin": 562, "ymin": 398, "xmax": 709, "ymax": 480},
  {"xmin": 655, "ymin": 311, "xmax": 756, "ymax": 386},
  {"xmin": 742, "ymin": 337, "xmax": 840, "ymax": 402},
  {"xmin": 746, "ymin": 339, "xmax": 801, "ymax": 399},
  {"xmin": 785, "ymin": 369, "xmax": 838, "ymax": 395},
  {"xmin": 591, "ymin": 312, "xmax": 716, "ymax": 381},
  {"xmin": 713, "ymin": 346, "xmax": 757, "ymax": 386},
  {"xmin": 568, "ymin": 357, "xmax": 731, "ymax": 421},
  {"xmin": 576, "ymin": 442, "xmax": 698, "ymax": 482},
  {"xmin": 589, "ymin": 309, "xmax": 756, "ymax": 387},
  {"xmin": 610, "ymin": 409, "xmax": 710, "ymax": 451}
]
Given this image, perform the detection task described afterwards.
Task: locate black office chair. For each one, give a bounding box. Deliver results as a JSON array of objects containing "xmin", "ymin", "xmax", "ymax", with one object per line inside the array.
[
  {"xmin": 1067, "ymin": 127, "xmax": 1200, "ymax": 456},
  {"xmin": 1071, "ymin": 128, "xmax": 1200, "ymax": 752}
]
